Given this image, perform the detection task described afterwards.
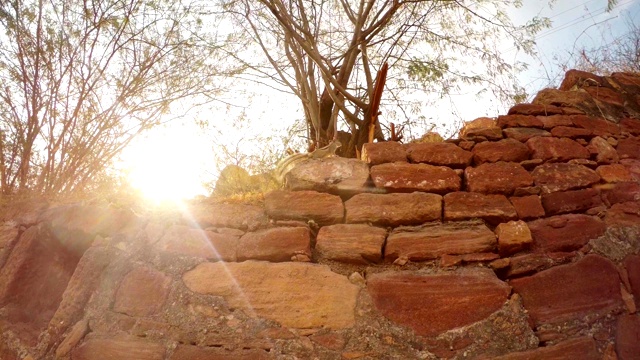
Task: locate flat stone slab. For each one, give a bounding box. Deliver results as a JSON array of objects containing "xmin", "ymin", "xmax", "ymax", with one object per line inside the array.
[
  {"xmin": 385, "ymin": 221, "xmax": 496, "ymax": 262},
  {"xmin": 316, "ymin": 224, "xmax": 386, "ymax": 264},
  {"xmin": 444, "ymin": 192, "xmax": 517, "ymax": 224},
  {"xmin": 344, "ymin": 192, "xmax": 442, "ymax": 226},
  {"xmin": 465, "ymin": 162, "xmax": 533, "ymax": 195},
  {"xmin": 285, "ymin": 157, "xmax": 370, "ymax": 195},
  {"xmin": 183, "ymin": 261, "xmax": 359, "ymax": 329},
  {"xmin": 510, "ymin": 254, "xmax": 623, "ymax": 326},
  {"xmin": 497, "ymin": 114, "xmax": 544, "ymax": 128},
  {"xmin": 495, "ymin": 220, "xmax": 533, "ymax": 257},
  {"xmin": 531, "ymin": 163, "xmax": 600, "ymax": 193},
  {"xmin": 367, "ymin": 269, "xmax": 509, "ymax": 336},
  {"xmin": 540, "ymin": 188, "xmax": 603, "ymax": 215},
  {"xmin": 186, "ymin": 202, "xmax": 268, "ymax": 231},
  {"xmin": 526, "ymin": 137, "xmax": 589, "ymax": 162},
  {"xmin": 72, "ymin": 336, "xmax": 165, "ymax": 360},
  {"xmin": 503, "ymin": 127, "xmax": 551, "ymax": 142},
  {"xmin": 491, "ymin": 337, "xmax": 599, "ymax": 360},
  {"xmin": 361, "ymin": 141, "xmax": 407, "ymax": 165},
  {"xmin": 265, "ymin": 190, "xmax": 344, "ymax": 225},
  {"xmin": 509, "ymin": 195, "xmax": 545, "ymax": 220},
  {"xmin": 370, "ymin": 162, "xmax": 460, "ymax": 194},
  {"xmin": 155, "ymin": 225, "xmax": 238, "ymax": 261},
  {"xmin": 113, "ymin": 267, "xmax": 171, "ymax": 317},
  {"xmin": 616, "ymin": 314, "xmax": 640, "ymax": 360},
  {"xmin": 527, "ymin": 214, "xmax": 606, "ymax": 253},
  {"xmin": 617, "ymin": 137, "xmax": 640, "ymax": 160},
  {"xmin": 237, "ymin": 227, "xmax": 311, "ymax": 262},
  {"xmin": 471, "ymin": 138, "xmax": 530, "ymax": 164},
  {"xmin": 406, "ymin": 142, "xmax": 472, "ymax": 168}
]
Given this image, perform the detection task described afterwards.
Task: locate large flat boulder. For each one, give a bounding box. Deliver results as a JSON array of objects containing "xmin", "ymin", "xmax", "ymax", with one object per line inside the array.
[{"xmin": 367, "ymin": 269, "xmax": 509, "ymax": 336}]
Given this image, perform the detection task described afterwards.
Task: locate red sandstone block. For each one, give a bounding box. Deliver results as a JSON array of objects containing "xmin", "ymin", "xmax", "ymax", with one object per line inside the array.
[
  {"xmin": 584, "ymin": 85, "xmax": 625, "ymax": 106},
  {"xmin": 510, "ymin": 254, "xmax": 623, "ymax": 326},
  {"xmin": 508, "ymin": 103, "xmax": 565, "ymax": 116},
  {"xmin": 616, "ymin": 314, "xmax": 640, "ymax": 360},
  {"xmin": 620, "ymin": 117, "xmax": 640, "ymax": 135},
  {"xmin": 624, "ymin": 255, "xmax": 640, "ymax": 310},
  {"xmin": 265, "ymin": 190, "xmax": 344, "ymax": 225},
  {"xmin": 444, "ymin": 192, "xmax": 517, "ymax": 224},
  {"xmin": 526, "ymin": 137, "xmax": 589, "ymax": 162},
  {"xmin": 406, "ymin": 142, "xmax": 472, "ymax": 168},
  {"xmin": 237, "ymin": 227, "xmax": 311, "ymax": 262},
  {"xmin": 72, "ymin": 336, "xmax": 166, "ymax": 360},
  {"xmin": 316, "ymin": 224, "xmax": 385, "ymax": 264},
  {"xmin": 617, "ymin": 137, "xmax": 640, "ymax": 160},
  {"xmin": 597, "ymin": 164, "xmax": 634, "ymax": 183},
  {"xmin": 549, "ymin": 126, "xmax": 592, "ymax": 138},
  {"xmin": 503, "ymin": 127, "xmax": 551, "ymax": 142},
  {"xmin": 345, "ymin": 192, "xmax": 442, "ymax": 226},
  {"xmin": 497, "ymin": 114, "xmax": 544, "ymax": 128},
  {"xmin": 465, "ymin": 162, "xmax": 533, "ymax": 195},
  {"xmin": 599, "ymin": 181, "xmax": 640, "ymax": 206},
  {"xmin": 536, "ymin": 114, "xmax": 574, "ymax": 129},
  {"xmin": 495, "ymin": 220, "xmax": 532, "ymax": 257},
  {"xmin": 361, "ymin": 141, "xmax": 407, "ymax": 165},
  {"xmin": 370, "ymin": 162, "xmax": 460, "ymax": 194},
  {"xmin": 604, "ymin": 201, "xmax": 640, "ymax": 227},
  {"xmin": 540, "ymin": 188, "xmax": 603, "ymax": 216},
  {"xmin": 588, "ymin": 136, "xmax": 619, "ymax": 164},
  {"xmin": 491, "ymin": 337, "xmax": 599, "ymax": 360},
  {"xmin": 471, "ymin": 138, "xmax": 529, "ymax": 164},
  {"xmin": 509, "ymin": 195, "xmax": 545, "ymax": 220},
  {"xmin": 367, "ymin": 269, "xmax": 509, "ymax": 336},
  {"xmin": 559, "ymin": 69, "xmax": 605, "ymax": 90},
  {"xmin": 528, "ymin": 214, "xmax": 606, "ymax": 253},
  {"xmin": 113, "ymin": 267, "xmax": 171, "ymax": 317},
  {"xmin": 570, "ymin": 115, "xmax": 620, "ymax": 137}
]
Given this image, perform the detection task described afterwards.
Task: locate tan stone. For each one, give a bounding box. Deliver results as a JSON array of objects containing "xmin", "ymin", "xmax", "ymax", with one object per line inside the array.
[
  {"xmin": 316, "ymin": 224, "xmax": 386, "ymax": 264},
  {"xmin": 531, "ymin": 163, "xmax": 601, "ymax": 193},
  {"xmin": 344, "ymin": 192, "xmax": 442, "ymax": 226},
  {"xmin": 495, "ymin": 221, "xmax": 533, "ymax": 257},
  {"xmin": 114, "ymin": 266, "xmax": 171, "ymax": 317},
  {"xmin": 265, "ymin": 190, "xmax": 344, "ymax": 225},
  {"xmin": 183, "ymin": 261, "xmax": 359, "ymax": 329},
  {"xmin": 237, "ymin": 227, "xmax": 311, "ymax": 262},
  {"xmin": 385, "ymin": 221, "xmax": 496, "ymax": 262},
  {"xmin": 55, "ymin": 319, "xmax": 89, "ymax": 358},
  {"xmin": 186, "ymin": 202, "xmax": 268, "ymax": 231},
  {"xmin": 71, "ymin": 336, "xmax": 165, "ymax": 360},
  {"xmin": 156, "ymin": 225, "xmax": 238, "ymax": 261},
  {"xmin": 370, "ymin": 162, "xmax": 460, "ymax": 194}
]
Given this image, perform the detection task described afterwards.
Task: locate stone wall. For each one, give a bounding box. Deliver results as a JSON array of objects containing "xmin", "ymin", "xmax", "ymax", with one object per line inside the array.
[{"xmin": 1, "ymin": 70, "xmax": 640, "ymax": 360}]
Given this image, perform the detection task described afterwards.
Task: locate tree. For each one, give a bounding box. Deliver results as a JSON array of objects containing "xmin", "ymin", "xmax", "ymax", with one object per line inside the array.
[
  {"xmin": 220, "ymin": 0, "xmax": 550, "ymax": 156},
  {"xmin": 0, "ymin": 0, "xmax": 232, "ymax": 195}
]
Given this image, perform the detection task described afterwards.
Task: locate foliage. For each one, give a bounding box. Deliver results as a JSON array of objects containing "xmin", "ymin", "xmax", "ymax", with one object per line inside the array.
[
  {"xmin": 0, "ymin": 0, "xmax": 232, "ymax": 196},
  {"xmin": 219, "ymin": 0, "xmax": 550, "ymax": 156}
]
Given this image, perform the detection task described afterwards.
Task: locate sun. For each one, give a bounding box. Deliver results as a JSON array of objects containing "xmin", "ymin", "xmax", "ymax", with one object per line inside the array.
[{"xmin": 120, "ymin": 124, "xmax": 211, "ymax": 203}]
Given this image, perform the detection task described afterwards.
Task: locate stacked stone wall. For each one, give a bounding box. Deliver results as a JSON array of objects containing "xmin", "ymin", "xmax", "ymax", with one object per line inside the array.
[{"xmin": 1, "ymin": 70, "xmax": 640, "ymax": 359}]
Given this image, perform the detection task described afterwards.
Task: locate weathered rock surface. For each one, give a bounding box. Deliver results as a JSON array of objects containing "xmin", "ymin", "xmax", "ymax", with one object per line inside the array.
[
  {"xmin": 237, "ymin": 227, "xmax": 311, "ymax": 262},
  {"xmin": 571, "ymin": 115, "xmax": 620, "ymax": 136},
  {"xmin": 540, "ymin": 188, "xmax": 603, "ymax": 215},
  {"xmin": 367, "ymin": 269, "xmax": 510, "ymax": 336},
  {"xmin": 527, "ymin": 214, "xmax": 606, "ymax": 253},
  {"xmin": 600, "ymin": 181, "xmax": 640, "ymax": 206},
  {"xmin": 169, "ymin": 345, "xmax": 270, "ymax": 360},
  {"xmin": 509, "ymin": 196, "xmax": 545, "ymax": 220},
  {"xmin": 444, "ymin": 192, "xmax": 517, "ymax": 224},
  {"xmin": 406, "ymin": 142, "xmax": 473, "ymax": 168},
  {"xmin": 344, "ymin": 192, "xmax": 442, "ymax": 226},
  {"xmin": 187, "ymin": 202, "xmax": 268, "ymax": 231},
  {"xmin": 588, "ymin": 136, "xmax": 619, "ymax": 164},
  {"xmin": 72, "ymin": 336, "xmax": 165, "ymax": 360},
  {"xmin": 536, "ymin": 114, "xmax": 575, "ymax": 128},
  {"xmin": 597, "ymin": 164, "xmax": 634, "ymax": 182},
  {"xmin": 465, "ymin": 162, "xmax": 533, "ymax": 195},
  {"xmin": 471, "ymin": 138, "xmax": 530, "ymax": 164},
  {"xmin": 370, "ymin": 162, "xmax": 460, "ymax": 194},
  {"xmin": 531, "ymin": 163, "xmax": 600, "ymax": 193},
  {"xmin": 503, "ymin": 127, "xmax": 551, "ymax": 142},
  {"xmin": 385, "ymin": 221, "xmax": 496, "ymax": 262},
  {"xmin": 316, "ymin": 224, "xmax": 385, "ymax": 264},
  {"xmin": 113, "ymin": 266, "xmax": 171, "ymax": 317},
  {"xmin": 549, "ymin": 125, "xmax": 592, "ymax": 138},
  {"xmin": 510, "ymin": 254, "xmax": 623, "ymax": 326},
  {"xmin": 616, "ymin": 314, "xmax": 640, "ymax": 360},
  {"xmin": 497, "ymin": 114, "xmax": 544, "ymax": 128},
  {"xmin": 361, "ymin": 141, "xmax": 407, "ymax": 165},
  {"xmin": 183, "ymin": 261, "xmax": 359, "ymax": 329},
  {"xmin": 508, "ymin": 103, "xmax": 572, "ymax": 116},
  {"xmin": 620, "ymin": 117, "xmax": 640, "ymax": 135},
  {"xmin": 624, "ymin": 255, "xmax": 640, "ymax": 309},
  {"xmin": 605, "ymin": 201, "xmax": 640, "ymax": 227},
  {"xmin": 265, "ymin": 190, "xmax": 344, "ymax": 225},
  {"xmin": 495, "ymin": 221, "xmax": 532, "ymax": 257},
  {"xmin": 286, "ymin": 157, "xmax": 370, "ymax": 195},
  {"xmin": 505, "ymin": 252, "xmax": 576, "ymax": 278},
  {"xmin": 155, "ymin": 225, "xmax": 237, "ymax": 261},
  {"xmin": 491, "ymin": 336, "xmax": 599, "ymax": 360},
  {"xmin": 526, "ymin": 137, "xmax": 590, "ymax": 162},
  {"xmin": 617, "ymin": 137, "xmax": 640, "ymax": 160}
]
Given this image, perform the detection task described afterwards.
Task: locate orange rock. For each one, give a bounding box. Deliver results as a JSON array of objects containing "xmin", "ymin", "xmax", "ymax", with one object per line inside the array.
[
  {"xmin": 526, "ymin": 137, "xmax": 589, "ymax": 162},
  {"xmin": 361, "ymin": 141, "xmax": 407, "ymax": 165},
  {"xmin": 316, "ymin": 224, "xmax": 386, "ymax": 264},
  {"xmin": 528, "ymin": 214, "xmax": 606, "ymax": 253},
  {"xmin": 265, "ymin": 190, "xmax": 344, "ymax": 225},
  {"xmin": 531, "ymin": 163, "xmax": 600, "ymax": 193},
  {"xmin": 509, "ymin": 195, "xmax": 545, "ymax": 220},
  {"xmin": 406, "ymin": 142, "xmax": 472, "ymax": 168},
  {"xmin": 345, "ymin": 192, "xmax": 442, "ymax": 226},
  {"xmin": 465, "ymin": 162, "xmax": 533, "ymax": 195},
  {"xmin": 237, "ymin": 227, "xmax": 311, "ymax": 262},
  {"xmin": 491, "ymin": 336, "xmax": 599, "ymax": 360},
  {"xmin": 370, "ymin": 162, "xmax": 460, "ymax": 194},
  {"xmin": 597, "ymin": 164, "xmax": 634, "ymax": 182},
  {"xmin": 113, "ymin": 266, "xmax": 171, "ymax": 317},
  {"xmin": 444, "ymin": 192, "xmax": 517, "ymax": 224},
  {"xmin": 472, "ymin": 138, "xmax": 530, "ymax": 164},
  {"xmin": 495, "ymin": 220, "xmax": 532, "ymax": 257}
]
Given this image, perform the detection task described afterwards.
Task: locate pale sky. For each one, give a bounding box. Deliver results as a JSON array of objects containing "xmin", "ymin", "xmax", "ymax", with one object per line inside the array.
[{"xmin": 120, "ymin": 0, "xmax": 640, "ymax": 201}]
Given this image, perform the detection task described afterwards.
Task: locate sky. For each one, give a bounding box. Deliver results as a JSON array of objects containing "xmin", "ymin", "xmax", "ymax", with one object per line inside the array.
[{"xmin": 120, "ymin": 0, "xmax": 640, "ymax": 201}]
